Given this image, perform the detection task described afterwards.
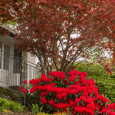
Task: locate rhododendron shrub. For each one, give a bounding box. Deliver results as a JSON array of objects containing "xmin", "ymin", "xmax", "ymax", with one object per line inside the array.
[{"xmin": 19, "ymin": 70, "xmax": 115, "ymax": 115}]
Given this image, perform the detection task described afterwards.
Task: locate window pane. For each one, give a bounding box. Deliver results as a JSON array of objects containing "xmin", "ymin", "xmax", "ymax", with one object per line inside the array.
[{"xmin": 4, "ymin": 44, "xmax": 10, "ymax": 70}]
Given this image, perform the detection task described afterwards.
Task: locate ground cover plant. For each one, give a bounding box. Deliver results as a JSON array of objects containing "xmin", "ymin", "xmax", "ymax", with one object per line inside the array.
[
  {"xmin": 0, "ymin": 97, "xmax": 24, "ymax": 113},
  {"xmin": 20, "ymin": 70, "xmax": 115, "ymax": 115}
]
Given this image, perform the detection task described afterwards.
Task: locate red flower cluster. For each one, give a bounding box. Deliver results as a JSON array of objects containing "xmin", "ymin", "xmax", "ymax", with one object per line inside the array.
[
  {"xmin": 19, "ymin": 70, "xmax": 115, "ymax": 115},
  {"xmin": 23, "ymin": 89, "xmax": 28, "ymax": 94},
  {"xmin": 40, "ymin": 97, "xmax": 47, "ymax": 104},
  {"xmin": 49, "ymin": 99, "xmax": 55, "ymax": 106},
  {"xmin": 23, "ymin": 80, "xmax": 27, "ymax": 84}
]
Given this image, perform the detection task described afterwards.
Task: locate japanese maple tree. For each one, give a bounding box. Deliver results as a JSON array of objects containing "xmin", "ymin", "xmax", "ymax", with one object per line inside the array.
[{"xmin": 1, "ymin": 0, "xmax": 114, "ymax": 75}]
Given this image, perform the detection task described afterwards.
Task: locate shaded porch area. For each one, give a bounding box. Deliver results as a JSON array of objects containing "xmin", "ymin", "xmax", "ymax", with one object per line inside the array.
[{"xmin": 0, "ymin": 51, "xmax": 38, "ymax": 88}]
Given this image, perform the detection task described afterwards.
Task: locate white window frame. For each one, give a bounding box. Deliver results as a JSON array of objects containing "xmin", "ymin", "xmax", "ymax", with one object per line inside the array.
[
  {"xmin": 3, "ymin": 44, "xmax": 10, "ymax": 71},
  {"xmin": 0, "ymin": 41, "xmax": 10, "ymax": 71}
]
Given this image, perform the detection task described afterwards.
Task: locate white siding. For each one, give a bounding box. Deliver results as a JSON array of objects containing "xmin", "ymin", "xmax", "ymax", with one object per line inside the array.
[
  {"xmin": 27, "ymin": 52, "xmax": 36, "ymax": 64},
  {"xmin": 0, "ymin": 35, "xmax": 14, "ymax": 56}
]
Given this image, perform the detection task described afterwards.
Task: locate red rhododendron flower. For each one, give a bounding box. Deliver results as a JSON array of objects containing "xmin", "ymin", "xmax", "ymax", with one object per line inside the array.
[
  {"xmin": 69, "ymin": 75, "xmax": 75, "ymax": 81},
  {"xmin": 83, "ymin": 92, "xmax": 88, "ymax": 96},
  {"xmin": 19, "ymin": 86, "xmax": 24, "ymax": 91},
  {"xmin": 94, "ymin": 90, "xmax": 98, "ymax": 96},
  {"xmin": 96, "ymin": 94, "xmax": 104, "ymax": 100},
  {"xmin": 70, "ymin": 89, "xmax": 75, "ymax": 94},
  {"xmin": 72, "ymin": 70, "xmax": 79, "ymax": 75},
  {"xmin": 79, "ymin": 95, "xmax": 85, "ymax": 101},
  {"xmin": 102, "ymin": 97, "xmax": 109, "ymax": 103},
  {"xmin": 84, "ymin": 98, "xmax": 93, "ymax": 104},
  {"xmin": 65, "ymin": 80, "xmax": 68, "ymax": 85},
  {"xmin": 87, "ymin": 79, "xmax": 95, "ymax": 85},
  {"xmin": 109, "ymin": 104, "xmax": 115, "ymax": 110},
  {"xmin": 82, "ymin": 72, "xmax": 87, "ymax": 77},
  {"xmin": 68, "ymin": 71, "xmax": 72, "ymax": 76},
  {"xmin": 102, "ymin": 108, "xmax": 108, "ymax": 114},
  {"xmin": 56, "ymin": 94, "xmax": 63, "ymax": 100},
  {"xmin": 80, "ymin": 75, "xmax": 85, "ymax": 79},
  {"xmin": 40, "ymin": 92, "xmax": 48, "ymax": 96},
  {"xmin": 49, "ymin": 99, "xmax": 55, "ymax": 106},
  {"xmin": 85, "ymin": 109, "xmax": 95, "ymax": 115},
  {"xmin": 74, "ymin": 107, "xmax": 85, "ymax": 114},
  {"xmin": 41, "ymin": 74, "xmax": 46, "ymax": 77},
  {"xmin": 62, "ymin": 93, "xmax": 67, "ymax": 98},
  {"xmin": 47, "ymin": 77, "xmax": 51, "ymax": 82},
  {"xmin": 81, "ymin": 87, "xmax": 86, "ymax": 92},
  {"xmin": 109, "ymin": 110, "xmax": 115, "ymax": 115},
  {"xmin": 29, "ymin": 79, "xmax": 34, "ymax": 84},
  {"xmin": 86, "ymin": 103, "xmax": 95, "ymax": 111},
  {"xmin": 29, "ymin": 79, "xmax": 39, "ymax": 84},
  {"xmin": 39, "ymin": 76, "xmax": 48, "ymax": 82},
  {"xmin": 54, "ymin": 72, "xmax": 60, "ymax": 78},
  {"xmin": 30, "ymin": 88, "xmax": 35, "ymax": 93},
  {"xmin": 74, "ymin": 81, "xmax": 79, "ymax": 85},
  {"xmin": 23, "ymin": 89, "xmax": 28, "ymax": 94},
  {"xmin": 49, "ymin": 71, "xmax": 54, "ymax": 76},
  {"xmin": 42, "ymin": 77, "xmax": 48, "ymax": 82},
  {"xmin": 55, "ymin": 103, "xmax": 63, "ymax": 110},
  {"xmin": 56, "ymin": 87, "xmax": 63, "ymax": 93},
  {"xmin": 36, "ymin": 86, "xmax": 42, "ymax": 91},
  {"xmin": 23, "ymin": 80, "xmax": 27, "ymax": 84},
  {"xmin": 87, "ymin": 89, "xmax": 92, "ymax": 94},
  {"xmin": 59, "ymin": 75, "xmax": 65, "ymax": 80},
  {"xmin": 70, "ymin": 101, "xmax": 75, "ymax": 106},
  {"xmin": 50, "ymin": 83, "xmax": 55, "ymax": 87},
  {"xmin": 40, "ymin": 97, "xmax": 47, "ymax": 104},
  {"xmin": 81, "ymin": 81, "xmax": 86, "ymax": 85},
  {"xmin": 95, "ymin": 103, "xmax": 101, "ymax": 110},
  {"xmin": 75, "ymin": 98, "xmax": 80, "ymax": 103}
]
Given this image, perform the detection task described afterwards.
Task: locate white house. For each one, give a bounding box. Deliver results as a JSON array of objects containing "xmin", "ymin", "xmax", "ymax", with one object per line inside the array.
[{"xmin": 0, "ymin": 23, "xmax": 38, "ymax": 88}]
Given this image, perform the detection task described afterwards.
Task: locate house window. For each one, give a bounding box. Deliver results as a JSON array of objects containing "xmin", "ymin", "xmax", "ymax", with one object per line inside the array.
[
  {"xmin": 0, "ymin": 41, "xmax": 2, "ymax": 69},
  {"xmin": 14, "ymin": 49, "xmax": 22, "ymax": 73},
  {"xmin": 3, "ymin": 44, "xmax": 10, "ymax": 70}
]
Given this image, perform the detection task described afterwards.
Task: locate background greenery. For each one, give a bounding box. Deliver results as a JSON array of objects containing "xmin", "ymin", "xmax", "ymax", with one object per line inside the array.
[{"xmin": 75, "ymin": 60, "xmax": 115, "ymax": 103}]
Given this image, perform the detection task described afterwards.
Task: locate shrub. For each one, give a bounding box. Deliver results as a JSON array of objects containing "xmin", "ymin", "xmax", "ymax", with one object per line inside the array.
[{"xmin": 20, "ymin": 70, "xmax": 115, "ymax": 115}]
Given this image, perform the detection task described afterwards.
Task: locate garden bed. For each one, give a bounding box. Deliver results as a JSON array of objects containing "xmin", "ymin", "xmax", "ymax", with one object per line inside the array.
[{"xmin": 0, "ymin": 109, "xmax": 34, "ymax": 115}]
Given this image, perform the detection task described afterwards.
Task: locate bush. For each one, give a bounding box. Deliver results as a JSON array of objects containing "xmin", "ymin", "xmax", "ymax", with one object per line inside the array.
[{"xmin": 20, "ymin": 70, "xmax": 115, "ymax": 115}]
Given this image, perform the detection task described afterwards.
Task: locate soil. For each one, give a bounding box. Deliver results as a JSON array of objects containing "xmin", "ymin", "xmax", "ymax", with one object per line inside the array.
[{"xmin": 0, "ymin": 109, "xmax": 35, "ymax": 115}]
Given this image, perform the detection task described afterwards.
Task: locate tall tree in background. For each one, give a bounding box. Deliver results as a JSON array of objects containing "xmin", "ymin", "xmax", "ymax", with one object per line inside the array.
[{"xmin": 0, "ymin": 0, "xmax": 114, "ymax": 75}]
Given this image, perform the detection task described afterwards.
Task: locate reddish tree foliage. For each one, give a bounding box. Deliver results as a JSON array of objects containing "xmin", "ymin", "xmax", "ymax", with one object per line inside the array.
[
  {"xmin": 0, "ymin": 0, "xmax": 16, "ymax": 22},
  {"xmin": 1, "ymin": 0, "xmax": 115, "ymax": 75},
  {"xmin": 84, "ymin": 1, "xmax": 115, "ymax": 63}
]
